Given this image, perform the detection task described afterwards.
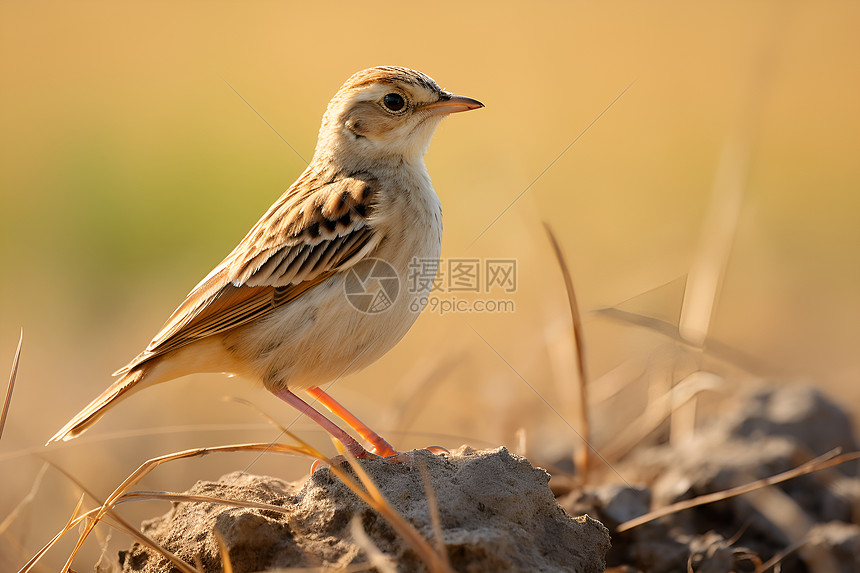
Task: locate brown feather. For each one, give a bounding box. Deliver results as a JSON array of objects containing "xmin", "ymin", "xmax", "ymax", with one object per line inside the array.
[
  {"xmin": 51, "ymin": 66, "xmax": 466, "ymax": 446},
  {"xmin": 47, "ymin": 369, "xmax": 145, "ymax": 443},
  {"xmin": 115, "ymin": 173, "xmax": 379, "ymax": 377}
]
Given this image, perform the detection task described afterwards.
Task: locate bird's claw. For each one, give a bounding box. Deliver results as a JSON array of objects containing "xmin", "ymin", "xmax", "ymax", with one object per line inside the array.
[
  {"xmin": 424, "ymin": 445, "xmax": 450, "ymax": 455},
  {"xmin": 383, "ymin": 445, "xmax": 449, "ymax": 464},
  {"xmin": 311, "ymin": 445, "xmax": 450, "ymax": 472}
]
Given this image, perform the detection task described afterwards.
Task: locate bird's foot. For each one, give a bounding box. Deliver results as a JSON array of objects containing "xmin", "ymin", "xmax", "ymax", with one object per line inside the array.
[
  {"xmin": 424, "ymin": 445, "xmax": 449, "ymax": 455},
  {"xmin": 369, "ymin": 442, "xmax": 398, "ymax": 458},
  {"xmin": 383, "ymin": 445, "xmax": 450, "ymax": 464},
  {"xmin": 310, "ymin": 445, "xmax": 450, "ymax": 473}
]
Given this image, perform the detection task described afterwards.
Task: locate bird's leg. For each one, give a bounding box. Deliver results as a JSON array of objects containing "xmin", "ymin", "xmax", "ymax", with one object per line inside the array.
[
  {"xmin": 273, "ymin": 388, "xmax": 373, "ymax": 459},
  {"xmin": 305, "ymin": 386, "xmax": 398, "ymax": 457}
]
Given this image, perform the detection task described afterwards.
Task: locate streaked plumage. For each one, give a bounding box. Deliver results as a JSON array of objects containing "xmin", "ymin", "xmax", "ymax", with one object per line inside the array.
[{"xmin": 48, "ymin": 67, "xmax": 482, "ymax": 452}]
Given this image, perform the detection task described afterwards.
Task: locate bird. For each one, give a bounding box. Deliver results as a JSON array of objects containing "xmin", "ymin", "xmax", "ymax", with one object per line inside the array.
[{"xmin": 47, "ymin": 66, "xmax": 483, "ymax": 458}]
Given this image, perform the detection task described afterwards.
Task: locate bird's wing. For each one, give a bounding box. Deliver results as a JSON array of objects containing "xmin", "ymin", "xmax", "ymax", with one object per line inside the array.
[{"xmin": 115, "ymin": 170, "xmax": 381, "ymax": 375}]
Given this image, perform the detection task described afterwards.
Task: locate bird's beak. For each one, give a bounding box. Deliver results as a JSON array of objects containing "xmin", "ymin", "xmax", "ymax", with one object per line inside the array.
[{"xmin": 422, "ymin": 93, "xmax": 484, "ymax": 116}]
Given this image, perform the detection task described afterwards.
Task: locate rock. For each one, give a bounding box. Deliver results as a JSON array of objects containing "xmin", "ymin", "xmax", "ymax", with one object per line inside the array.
[
  {"xmin": 561, "ymin": 384, "xmax": 860, "ymax": 572},
  {"xmin": 119, "ymin": 446, "xmax": 610, "ymax": 572},
  {"xmin": 563, "ymin": 485, "xmax": 652, "ymax": 568},
  {"xmin": 805, "ymin": 522, "xmax": 860, "ymax": 573},
  {"xmin": 624, "ymin": 387, "xmax": 860, "ymax": 561},
  {"xmin": 725, "ymin": 385, "xmax": 859, "ymax": 475}
]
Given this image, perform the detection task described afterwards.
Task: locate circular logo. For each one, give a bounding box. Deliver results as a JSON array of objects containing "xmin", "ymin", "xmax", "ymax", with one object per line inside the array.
[{"xmin": 343, "ymin": 258, "xmax": 400, "ymax": 314}]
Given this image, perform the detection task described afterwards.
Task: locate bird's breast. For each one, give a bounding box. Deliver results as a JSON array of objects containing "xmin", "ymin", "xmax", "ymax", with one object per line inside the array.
[{"xmin": 233, "ymin": 167, "xmax": 444, "ymax": 392}]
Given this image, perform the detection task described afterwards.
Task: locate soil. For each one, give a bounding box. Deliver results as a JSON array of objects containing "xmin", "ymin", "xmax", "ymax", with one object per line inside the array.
[
  {"xmin": 112, "ymin": 384, "xmax": 860, "ymax": 572},
  {"xmin": 560, "ymin": 384, "xmax": 860, "ymax": 572},
  {"xmin": 116, "ymin": 446, "xmax": 610, "ymax": 572}
]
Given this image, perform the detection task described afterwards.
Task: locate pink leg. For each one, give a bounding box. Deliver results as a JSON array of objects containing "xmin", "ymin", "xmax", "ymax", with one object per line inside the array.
[
  {"xmin": 274, "ymin": 388, "xmax": 371, "ymax": 459},
  {"xmin": 306, "ymin": 387, "xmax": 398, "ymax": 457}
]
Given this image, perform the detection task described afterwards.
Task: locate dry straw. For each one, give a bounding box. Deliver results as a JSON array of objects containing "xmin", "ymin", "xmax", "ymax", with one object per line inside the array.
[
  {"xmin": 19, "ymin": 414, "xmax": 453, "ymax": 573},
  {"xmin": 617, "ymin": 448, "xmax": 860, "ymax": 532},
  {"xmin": 0, "ymin": 329, "xmax": 22, "ymax": 441},
  {"xmin": 543, "ymin": 223, "xmax": 592, "ymax": 483}
]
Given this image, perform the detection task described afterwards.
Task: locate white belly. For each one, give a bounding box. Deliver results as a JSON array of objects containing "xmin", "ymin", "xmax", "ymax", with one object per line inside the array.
[{"xmin": 223, "ymin": 177, "xmax": 442, "ymax": 391}]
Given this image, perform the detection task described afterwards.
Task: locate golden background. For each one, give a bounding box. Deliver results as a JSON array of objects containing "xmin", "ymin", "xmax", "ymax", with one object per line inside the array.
[{"xmin": 1, "ymin": 1, "xmax": 858, "ymax": 569}]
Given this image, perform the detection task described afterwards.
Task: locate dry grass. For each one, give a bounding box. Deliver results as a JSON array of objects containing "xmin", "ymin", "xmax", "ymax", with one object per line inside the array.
[
  {"xmin": 2, "ymin": 4, "xmax": 859, "ymax": 570},
  {"xmin": 5, "ymin": 181, "xmax": 857, "ymax": 570},
  {"xmin": 0, "ymin": 329, "xmax": 22, "ymax": 441},
  {"xmin": 617, "ymin": 449, "xmax": 860, "ymax": 532},
  {"xmin": 19, "ymin": 433, "xmax": 452, "ymax": 573},
  {"xmin": 544, "ymin": 223, "xmax": 592, "ymax": 484},
  {"xmin": 8, "ymin": 223, "xmax": 856, "ymax": 571}
]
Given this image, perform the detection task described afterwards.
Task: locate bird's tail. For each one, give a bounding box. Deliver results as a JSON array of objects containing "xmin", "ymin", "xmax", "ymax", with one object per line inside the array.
[{"xmin": 46, "ymin": 368, "xmax": 146, "ymax": 444}]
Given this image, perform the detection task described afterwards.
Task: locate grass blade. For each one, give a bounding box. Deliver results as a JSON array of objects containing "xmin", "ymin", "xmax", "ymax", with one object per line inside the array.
[
  {"xmin": 0, "ymin": 328, "xmax": 23, "ymax": 440},
  {"xmin": 617, "ymin": 449, "xmax": 859, "ymax": 532},
  {"xmin": 544, "ymin": 223, "xmax": 591, "ymax": 482}
]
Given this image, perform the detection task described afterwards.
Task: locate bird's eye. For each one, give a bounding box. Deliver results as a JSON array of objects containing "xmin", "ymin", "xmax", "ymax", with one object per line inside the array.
[{"xmin": 382, "ymin": 93, "xmax": 406, "ymax": 112}]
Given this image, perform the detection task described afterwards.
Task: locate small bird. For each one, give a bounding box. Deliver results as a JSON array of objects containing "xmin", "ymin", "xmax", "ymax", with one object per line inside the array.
[{"xmin": 48, "ymin": 67, "xmax": 482, "ymax": 457}]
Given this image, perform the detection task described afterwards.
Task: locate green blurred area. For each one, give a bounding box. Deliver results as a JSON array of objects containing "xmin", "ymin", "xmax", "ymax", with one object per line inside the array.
[{"xmin": 1, "ymin": 0, "xmax": 859, "ymax": 568}]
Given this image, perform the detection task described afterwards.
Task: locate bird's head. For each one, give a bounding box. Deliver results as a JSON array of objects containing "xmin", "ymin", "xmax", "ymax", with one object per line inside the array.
[{"xmin": 313, "ymin": 66, "xmax": 483, "ymax": 169}]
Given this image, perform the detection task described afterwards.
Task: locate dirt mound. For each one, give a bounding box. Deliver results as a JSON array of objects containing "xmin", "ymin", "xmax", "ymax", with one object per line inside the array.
[
  {"xmin": 562, "ymin": 384, "xmax": 860, "ymax": 572},
  {"xmin": 118, "ymin": 446, "xmax": 610, "ymax": 572},
  {"xmin": 114, "ymin": 384, "xmax": 859, "ymax": 572}
]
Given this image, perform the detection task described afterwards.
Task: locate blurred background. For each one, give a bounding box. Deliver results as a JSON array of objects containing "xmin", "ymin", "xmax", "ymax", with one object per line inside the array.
[{"xmin": 1, "ymin": 1, "xmax": 858, "ymax": 569}]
